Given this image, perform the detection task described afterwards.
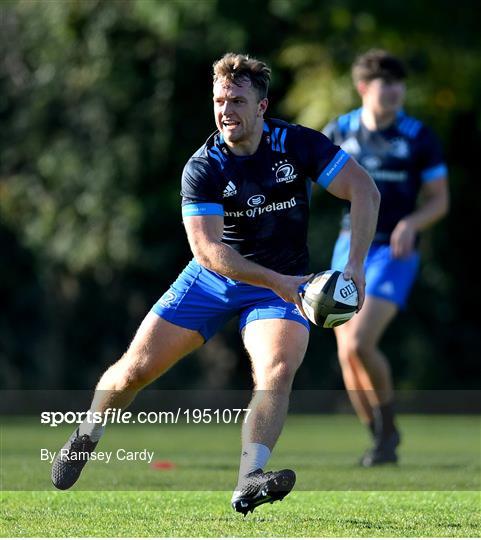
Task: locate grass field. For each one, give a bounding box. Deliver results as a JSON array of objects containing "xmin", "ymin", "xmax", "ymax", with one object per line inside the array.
[{"xmin": 1, "ymin": 414, "xmax": 480, "ymax": 537}]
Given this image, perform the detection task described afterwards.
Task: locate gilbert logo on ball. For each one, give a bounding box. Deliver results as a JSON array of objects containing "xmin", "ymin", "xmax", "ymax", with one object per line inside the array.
[{"xmin": 300, "ymin": 270, "xmax": 358, "ymax": 328}]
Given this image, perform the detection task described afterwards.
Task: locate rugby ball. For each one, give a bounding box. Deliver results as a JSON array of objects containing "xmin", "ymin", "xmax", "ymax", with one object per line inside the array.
[{"xmin": 300, "ymin": 270, "xmax": 358, "ymax": 328}]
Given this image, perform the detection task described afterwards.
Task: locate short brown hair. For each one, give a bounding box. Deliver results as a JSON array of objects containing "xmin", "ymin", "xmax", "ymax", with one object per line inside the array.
[
  {"xmin": 213, "ymin": 53, "xmax": 271, "ymax": 100},
  {"xmin": 352, "ymin": 49, "xmax": 407, "ymax": 84}
]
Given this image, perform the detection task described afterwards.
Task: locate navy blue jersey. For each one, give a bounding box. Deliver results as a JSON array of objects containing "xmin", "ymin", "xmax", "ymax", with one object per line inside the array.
[
  {"xmin": 323, "ymin": 108, "xmax": 447, "ymax": 243},
  {"xmin": 181, "ymin": 118, "xmax": 349, "ymax": 274}
]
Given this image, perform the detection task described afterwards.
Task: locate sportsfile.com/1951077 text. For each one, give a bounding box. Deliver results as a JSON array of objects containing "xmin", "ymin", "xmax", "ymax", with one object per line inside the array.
[{"xmin": 40, "ymin": 408, "xmax": 252, "ymax": 427}]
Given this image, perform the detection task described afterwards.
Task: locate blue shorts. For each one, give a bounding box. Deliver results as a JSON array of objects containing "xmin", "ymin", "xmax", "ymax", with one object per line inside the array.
[
  {"xmin": 152, "ymin": 259, "xmax": 309, "ymax": 341},
  {"xmin": 331, "ymin": 233, "xmax": 420, "ymax": 309}
]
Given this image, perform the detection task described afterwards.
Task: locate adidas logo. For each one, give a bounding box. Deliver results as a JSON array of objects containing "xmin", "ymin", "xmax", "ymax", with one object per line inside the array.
[{"xmin": 223, "ymin": 180, "xmax": 237, "ymax": 197}]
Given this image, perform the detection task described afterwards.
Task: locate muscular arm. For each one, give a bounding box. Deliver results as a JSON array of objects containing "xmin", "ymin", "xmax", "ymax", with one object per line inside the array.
[
  {"xmin": 390, "ymin": 177, "xmax": 449, "ymax": 258},
  {"xmin": 183, "ymin": 214, "xmax": 312, "ymax": 314},
  {"xmin": 326, "ymin": 158, "xmax": 380, "ymax": 308}
]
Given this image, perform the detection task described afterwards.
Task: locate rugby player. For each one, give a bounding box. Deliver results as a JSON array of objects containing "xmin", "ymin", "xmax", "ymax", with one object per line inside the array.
[
  {"xmin": 323, "ymin": 49, "xmax": 449, "ymax": 466},
  {"xmin": 52, "ymin": 53, "xmax": 380, "ymax": 513}
]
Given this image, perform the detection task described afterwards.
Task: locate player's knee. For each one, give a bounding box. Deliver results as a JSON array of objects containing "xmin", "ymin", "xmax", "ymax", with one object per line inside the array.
[
  {"xmin": 108, "ymin": 352, "xmax": 154, "ymax": 391},
  {"xmin": 348, "ymin": 338, "xmax": 375, "ymax": 365},
  {"xmin": 257, "ymin": 358, "xmax": 298, "ymax": 390}
]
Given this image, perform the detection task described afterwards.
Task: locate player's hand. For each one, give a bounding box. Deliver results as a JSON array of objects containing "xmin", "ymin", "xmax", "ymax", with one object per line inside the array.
[
  {"xmin": 390, "ymin": 219, "xmax": 416, "ymax": 259},
  {"xmin": 272, "ymin": 273, "xmax": 314, "ymax": 319},
  {"xmin": 343, "ymin": 263, "xmax": 366, "ymax": 311}
]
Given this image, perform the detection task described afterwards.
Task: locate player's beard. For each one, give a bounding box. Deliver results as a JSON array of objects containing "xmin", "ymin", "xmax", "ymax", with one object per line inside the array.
[
  {"xmin": 223, "ymin": 123, "xmax": 245, "ymax": 143},
  {"xmin": 223, "ymin": 116, "xmax": 259, "ymax": 146}
]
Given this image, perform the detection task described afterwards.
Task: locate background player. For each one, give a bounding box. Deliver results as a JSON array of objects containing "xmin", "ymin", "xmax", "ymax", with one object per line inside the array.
[
  {"xmin": 323, "ymin": 49, "xmax": 449, "ymax": 466},
  {"xmin": 51, "ymin": 53, "xmax": 379, "ymax": 511}
]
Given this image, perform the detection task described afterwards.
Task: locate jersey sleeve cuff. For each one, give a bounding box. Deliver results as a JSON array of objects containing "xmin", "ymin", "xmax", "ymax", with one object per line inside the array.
[
  {"xmin": 182, "ymin": 202, "xmax": 224, "ymax": 217},
  {"xmin": 421, "ymin": 163, "xmax": 448, "ymax": 182},
  {"xmin": 316, "ymin": 149, "xmax": 350, "ymax": 189}
]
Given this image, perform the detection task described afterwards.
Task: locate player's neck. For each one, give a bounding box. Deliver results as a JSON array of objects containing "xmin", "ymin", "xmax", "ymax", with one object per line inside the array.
[
  {"xmin": 361, "ymin": 107, "xmax": 397, "ymax": 131},
  {"xmin": 226, "ymin": 122, "xmax": 264, "ymax": 157}
]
